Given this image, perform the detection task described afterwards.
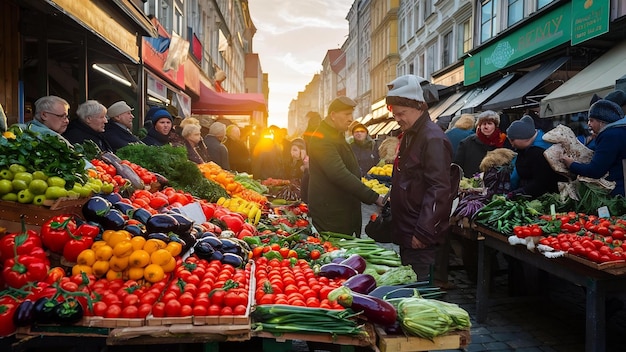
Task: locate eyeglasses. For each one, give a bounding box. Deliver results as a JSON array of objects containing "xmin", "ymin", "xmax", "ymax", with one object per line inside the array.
[{"xmin": 44, "ymin": 111, "xmax": 69, "ymax": 119}]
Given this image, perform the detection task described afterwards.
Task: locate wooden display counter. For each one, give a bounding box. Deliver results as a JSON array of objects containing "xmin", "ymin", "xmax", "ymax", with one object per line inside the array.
[
  {"xmin": 375, "ymin": 327, "xmax": 470, "ymax": 352},
  {"xmin": 474, "ymin": 224, "xmax": 626, "ymax": 352}
]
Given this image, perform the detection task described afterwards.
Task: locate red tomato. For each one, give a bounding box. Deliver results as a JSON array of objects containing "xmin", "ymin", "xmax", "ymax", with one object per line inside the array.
[
  {"xmin": 179, "ymin": 292, "xmax": 194, "ymax": 306},
  {"xmin": 123, "ymin": 294, "xmax": 139, "ymax": 307},
  {"xmin": 137, "ymin": 303, "xmax": 153, "ymax": 318},
  {"xmin": 210, "ymin": 290, "xmax": 225, "ymax": 306},
  {"xmin": 220, "ymin": 306, "xmax": 233, "ymax": 315},
  {"xmin": 208, "ymin": 304, "xmax": 221, "ymax": 315},
  {"xmin": 165, "ymin": 300, "xmax": 181, "ymax": 317},
  {"xmin": 140, "ymin": 293, "xmax": 158, "ymax": 306},
  {"xmin": 193, "ymin": 305, "xmax": 208, "ymax": 316},
  {"xmin": 180, "ymin": 305, "xmax": 193, "ymax": 317},
  {"xmin": 121, "ymin": 306, "xmax": 139, "ymax": 319},
  {"xmin": 152, "ymin": 302, "xmax": 166, "ymax": 317},
  {"xmin": 233, "ymin": 304, "xmax": 247, "ymax": 315},
  {"xmin": 104, "ymin": 304, "xmax": 122, "ymax": 318}
]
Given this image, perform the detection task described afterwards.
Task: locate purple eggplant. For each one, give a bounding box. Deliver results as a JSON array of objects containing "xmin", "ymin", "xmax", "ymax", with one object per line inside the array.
[
  {"xmin": 328, "ymin": 286, "xmax": 397, "ymax": 326},
  {"xmin": 342, "ymin": 273, "xmax": 377, "ymax": 294},
  {"xmin": 341, "ymin": 254, "xmax": 367, "ymax": 273},
  {"xmin": 318, "ymin": 263, "xmax": 358, "ymax": 280}
]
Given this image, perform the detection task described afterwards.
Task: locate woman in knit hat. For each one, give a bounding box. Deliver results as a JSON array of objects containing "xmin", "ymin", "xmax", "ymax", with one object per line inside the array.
[
  {"xmin": 141, "ymin": 108, "xmax": 174, "ymax": 146},
  {"xmin": 349, "ymin": 122, "xmax": 380, "ymax": 177},
  {"xmin": 454, "ymin": 110, "xmax": 509, "ymax": 178},
  {"xmin": 562, "ymin": 99, "xmax": 626, "ymax": 196}
]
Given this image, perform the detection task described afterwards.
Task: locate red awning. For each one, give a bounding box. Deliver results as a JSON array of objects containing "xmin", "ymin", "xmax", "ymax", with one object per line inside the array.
[{"xmin": 191, "ymin": 83, "xmax": 267, "ymax": 115}]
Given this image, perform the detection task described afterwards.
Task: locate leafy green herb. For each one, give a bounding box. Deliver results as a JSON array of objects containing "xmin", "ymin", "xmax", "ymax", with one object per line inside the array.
[{"xmin": 116, "ymin": 144, "xmax": 227, "ymax": 202}]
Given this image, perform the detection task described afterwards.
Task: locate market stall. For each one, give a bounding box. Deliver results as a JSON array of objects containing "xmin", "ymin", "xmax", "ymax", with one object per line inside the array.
[{"xmin": 0, "ymin": 127, "xmax": 471, "ymax": 352}]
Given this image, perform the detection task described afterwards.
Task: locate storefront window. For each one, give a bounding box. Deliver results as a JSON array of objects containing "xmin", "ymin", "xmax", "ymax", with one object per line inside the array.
[
  {"xmin": 459, "ymin": 20, "xmax": 472, "ymax": 57},
  {"xmin": 508, "ymin": 0, "xmax": 524, "ymax": 26},
  {"xmin": 442, "ymin": 31, "xmax": 453, "ymax": 67},
  {"xmin": 480, "ymin": 0, "xmax": 497, "ymax": 43},
  {"xmin": 537, "ymin": 0, "xmax": 553, "ymax": 10},
  {"xmin": 426, "ymin": 44, "xmax": 435, "ymax": 79}
]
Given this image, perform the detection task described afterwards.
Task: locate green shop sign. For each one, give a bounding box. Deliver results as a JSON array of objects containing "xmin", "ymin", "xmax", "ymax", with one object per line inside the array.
[
  {"xmin": 571, "ymin": 0, "xmax": 609, "ymax": 45},
  {"xmin": 465, "ymin": 2, "xmax": 572, "ymax": 85}
]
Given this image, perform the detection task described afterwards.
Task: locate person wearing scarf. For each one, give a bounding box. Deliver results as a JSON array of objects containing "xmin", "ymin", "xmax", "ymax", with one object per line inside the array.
[{"xmin": 454, "ymin": 110, "xmax": 511, "ymax": 178}]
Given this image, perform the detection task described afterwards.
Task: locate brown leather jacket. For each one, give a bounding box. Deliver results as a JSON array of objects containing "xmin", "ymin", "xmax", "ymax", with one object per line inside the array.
[{"xmin": 390, "ymin": 112, "xmax": 455, "ymax": 248}]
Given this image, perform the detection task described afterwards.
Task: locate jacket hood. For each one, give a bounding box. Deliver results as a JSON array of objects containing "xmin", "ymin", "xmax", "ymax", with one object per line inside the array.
[
  {"xmin": 454, "ymin": 114, "xmax": 475, "ymax": 130},
  {"xmin": 479, "ymin": 148, "xmax": 517, "ymax": 172}
]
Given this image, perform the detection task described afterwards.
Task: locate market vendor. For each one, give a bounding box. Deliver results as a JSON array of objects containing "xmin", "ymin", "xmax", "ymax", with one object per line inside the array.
[
  {"xmin": 506, "ymin": 115, "xmax": 566, "ymax": 198},
  {"xmin": 20, "ymin": 95, "xmax": 72, "ymax": 147},
  {"xmin": 63, "ymin": 100, "xmax": 113, "ymax": 152},
  {"xmin": 562, "ymin": 99, "xmax": 626, "ymax": 197}
]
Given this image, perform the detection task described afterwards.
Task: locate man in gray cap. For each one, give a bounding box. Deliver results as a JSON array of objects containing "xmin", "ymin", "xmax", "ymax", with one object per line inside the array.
[
  {"xmin": 307, "ymin": 96, "xmax": 385, "ymax": 237},
  {"xmin": 103, "ymin": 101, "xmax": 143, "ymax": 152},
  {"xmin": 385, "ymin": 75, "xmax": 458, "ymax": 283}
]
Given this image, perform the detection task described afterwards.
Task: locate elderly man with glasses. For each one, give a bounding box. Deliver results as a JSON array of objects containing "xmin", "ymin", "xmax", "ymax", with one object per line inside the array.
[{"xmin": 19, "ymin": 95, "xmax": 73, "ymax": 147}]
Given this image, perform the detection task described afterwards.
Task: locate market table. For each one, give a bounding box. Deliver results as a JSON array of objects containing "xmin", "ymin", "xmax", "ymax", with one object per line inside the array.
[{"xmin": 474, "ymin": 225, "xmax": 626, "ymax": 352}]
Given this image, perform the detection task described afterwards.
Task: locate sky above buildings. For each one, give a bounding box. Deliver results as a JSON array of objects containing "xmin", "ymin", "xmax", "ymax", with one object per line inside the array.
[{"xmin": 248, "ymin": 0, "xmax": 353, "ymax": 128}]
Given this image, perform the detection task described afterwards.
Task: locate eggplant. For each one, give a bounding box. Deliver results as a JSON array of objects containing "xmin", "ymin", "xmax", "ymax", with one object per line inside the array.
[
  {"xmin": 342, "ymin": 273, "xmax": 377, "ymax": 294},
  {"xmin": 198, "ymin": 231, "xmax": 218, "ymax": 239},
  {"xmin": 341, "ymin": 254, "xmax": 367, "ymax": 274},
  {"xmin": 113, "ymin": 201, "xmax": 137, "ymax": 217},
  {"xmin": 318, "ymin": 263, "xmax": 358, "ymax": 280},
  {"xmin": 168, "ymin": 213, "xmax": 194, "ymax": 234},
  {"xmin": 146, "ymin": 213, "xmax": 179, "ymax": 234},
  {"xmin": 33, "ymin": 297, "xmax": 59, "ymax": 324},
  {"xmin": 221, "ymin": 252, "xmax": 244, "ymax": 268},
  {"xmin": 148, "ymin": 232, "xmax": 171, "ymax": 243},
  {"xmin": 199, "ymin": 236, "xmax": 222, "ymax": 251},
  {"xmin": 82, "ymin": 196, "xmax": 112, "ymax": 223},
  {"xmin": 53, "ymin": 297, "xmax": 84, "ymax": 325},
  {"xmin": 124, "ymin": 224, "xmax": 144, "ymax": 237},
  {"xmin": 209, "ymin": 250, "xmax": 224, "ymax": 262},
  {"xmin": 153, "ymin": 172, "xmax": 169, "ymax": 186},
  {"xmin": 101, "ymin": 208, "xmax": 126, "ymax": 230},
  {"xmin": 193, "ymin": 241, "xmax": 215, "ymax": 260},
  {"xmin": 328, "ymin": 286, "xmax": 397, "ymax": 326},
  {"xmin": 220, "ymin": 238, "xmax": 242, "ymax": 256},
  {"xmin": 13, "ymin": 300, "xmax": 35, "ymax": 326},
  {"xmin": 103, "ymin": 192, "xmax": 123, "ymax": 204},
  {"xmin": 331, "ymin": 257, "xmax": 346, "ymax": 264},
  {"xmin": 132, "ymin": 208, "xmax": 152, "ymax": 224}
]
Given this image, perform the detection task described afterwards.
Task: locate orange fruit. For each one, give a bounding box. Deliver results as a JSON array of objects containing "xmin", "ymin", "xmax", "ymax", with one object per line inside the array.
[
  {"xmin": 130, "ymin": 236, "xmax": 147, "ymax": 251},
  {"xmin": 106, "ymin": 269, "xmax": 123, "ymax": 281},
  {"xmin": 76, "ymin": 249, "xmax": 96, "ymax": 266},
  {"xmin": 143, "ymin": 239, "xmax": 167, "ymax": 254},
  {"xmin": 109, "ymin": 255, "xmax": 129, "ymax": 272},
  {"xmin": 92, "ymin": 260, "xmax": 110, "ymax": 277},
  {"xmin": 95, "ymin": 245, "xmax": 113, "ymax": 261},
  {"xmin": 107, "ymin": 230, "xmax": 132, "ymax": 248},
  {"xmin": 72, "ymin": 264, "xmax": 93, "ymax": 276},
  {"xmin": 128, "ymin": 267, "xmax": 145, "ymax": 281},
  {"xmin": 165, "ymin": 242, "xmax": 183, "ymax": 257},
  {"xmin": 113, "ymin": 240, "xmax": 134, "ymax": 258}
]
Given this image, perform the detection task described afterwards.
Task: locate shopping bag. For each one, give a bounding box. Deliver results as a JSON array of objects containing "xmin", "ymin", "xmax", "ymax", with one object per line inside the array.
[{"xmin": 365, "ymin": 202, "xmax": 393, "ymax": 243}]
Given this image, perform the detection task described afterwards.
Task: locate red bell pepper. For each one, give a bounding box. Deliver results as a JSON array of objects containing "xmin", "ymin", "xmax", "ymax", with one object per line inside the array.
[
  {"xmin": 40, "ymin": 215, "xmax": 77, "ymax": 254},
  {"xmin": 2, "ymin": 255, "xmax": 50, "ymax": 289}
]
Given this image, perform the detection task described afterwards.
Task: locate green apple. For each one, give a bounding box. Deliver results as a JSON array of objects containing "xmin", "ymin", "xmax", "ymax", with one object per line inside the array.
[
  {"xmin": 28, "ymin": 179, "xmax": 48, "ymax": 195},
  {"xmin": 0, "ymin": 169, "xmax": 13, "ymax": 180},
  {"xmin": 47, "ymin": 176, "xmax": 66, "ymax": 188},
  {"xmin": 11, "ymin": 179, "xmax": 29, "ymax": 191},
  {"xmin": 72, "ymin": 184, "xmax": 92, "ymax": 198},
  {"xmin": 17, "ymin": 189, "xmax": 35, "ymax": 204},
  {"xmin": 1, "ymin": 192, "xmax": 18, "ymax": 201},
  {"xmin": 45, "ymin": 186, "xmax": 68, "ymax": 200},
  {"xmin": 32, "ymin": 171, "xmax": 48, "ymax": 181},
  {"xmin": 0, "ymin": 179, "xmax": 13, "ymax": 195},
  {"xmin": 13, "ymin": 172, "xmax": 33, "ymax": 185},
  {"xmin": 9, "ymin": 164, "xmax": 26, "ymax": 174},
  {"xmin": 32, "ymin": 194, "xmax": 47, "ymax": 205}
]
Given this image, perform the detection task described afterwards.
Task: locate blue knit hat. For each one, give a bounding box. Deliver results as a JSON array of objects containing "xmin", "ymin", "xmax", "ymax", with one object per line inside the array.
[
  {"xmin": 589, "ymin": 100, "xmax": 624, "ymax": 124},
  {"xmin": 150, "ymin": 108, "xmax": 173, "ymax": 124},
  {"xmin": 506, "ymin": 115, "xmax": 536, "ymax": 140}
]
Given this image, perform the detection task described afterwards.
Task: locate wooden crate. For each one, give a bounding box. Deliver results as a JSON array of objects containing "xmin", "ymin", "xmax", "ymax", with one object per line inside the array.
[
  {"xmin": 0, "ymin": 197, "xmax": 87, "ymax": 232},
  {"xmin": 253, "ymin": 322, "xmax": 376, "ymax": 348},
  {"xmin": 79, "ymin": 316, "xmax": 145, "ymax": 328},
  {"xmin": 107, "ymin": 324, "xmax": 251, "ymax": 345},
  {"xmin": 564, "ymin": 253, "xmax": 626, "ymax": 275},
  {"xmin": 376, "ymin": 327, "xmax": 470, "ymax": 352}
]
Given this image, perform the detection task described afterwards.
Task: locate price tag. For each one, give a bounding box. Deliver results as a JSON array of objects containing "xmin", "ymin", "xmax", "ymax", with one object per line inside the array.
[
  {"xmin": 598, "ymin": 206, "xmax": 610, "ymax": 218},
  {"xmin": 179, "ymin": 201, "xmax": 207, "ymax": 224}
]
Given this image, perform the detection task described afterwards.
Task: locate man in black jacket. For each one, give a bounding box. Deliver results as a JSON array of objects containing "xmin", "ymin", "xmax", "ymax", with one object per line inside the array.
[{"xmin": 103, "ymin": 101, "xmax": 143, "ymax": 152}]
